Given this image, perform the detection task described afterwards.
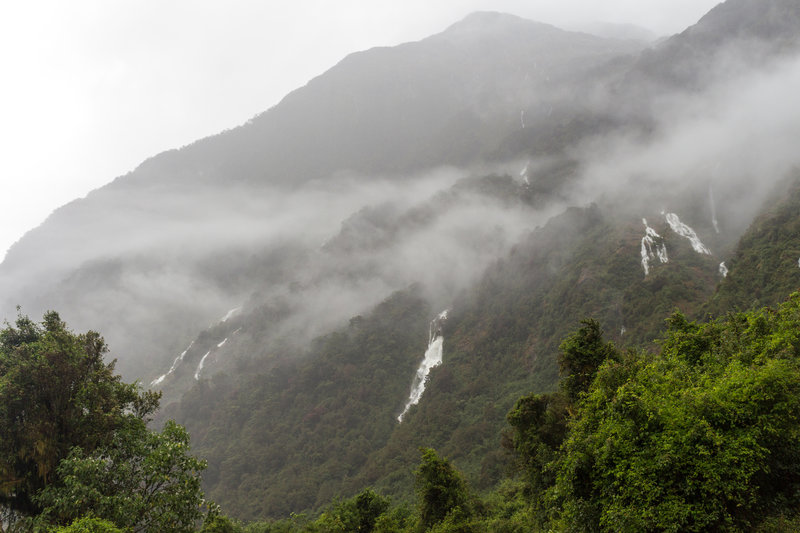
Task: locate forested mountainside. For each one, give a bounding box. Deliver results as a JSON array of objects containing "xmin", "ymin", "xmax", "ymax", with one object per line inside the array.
[
  {"xmin": 168, "ymin": 170, "xmax": 800, "ymax": 519},
  {"xmin": 3, "ymin": 0, "xmax": 800, "ymax": 527}
]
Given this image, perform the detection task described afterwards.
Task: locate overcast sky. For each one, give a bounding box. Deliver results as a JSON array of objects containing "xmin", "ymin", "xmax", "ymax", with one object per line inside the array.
[{"xmin": 0, "ymin": 0, "xmax": 721, "ymax": 260}]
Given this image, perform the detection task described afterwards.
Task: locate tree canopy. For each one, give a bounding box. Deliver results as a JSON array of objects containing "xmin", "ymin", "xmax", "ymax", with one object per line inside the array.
[{"xmin": 0, "ymin": 311, "xmax": 206, "ymax": 532}]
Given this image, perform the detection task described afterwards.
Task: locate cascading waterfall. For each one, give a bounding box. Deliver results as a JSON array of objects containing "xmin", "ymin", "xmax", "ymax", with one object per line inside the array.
[
  {"xmin": 640, "ymin": 213, "xmax": 714, "ymax": 276},
  {"xmin": 719, "ymin": 262, "xmax": 729, "ymax": 277},
  {"xmin": 397, "ymin": 310, "xmax": 449, "ymax": 422},
  {"xmin": 220, "ymin": 306, "xmax": 241, "ymax": 322},
  {"xmin": 193, "ymin": 337, "xmax": 230, "ymax": 380},
  {"xmin": 709, "ymin": 183, "xmax": 720, "ymax": 234},
  {"xmin": 194, "ymin": 351, "xmax": 211, "ymax": 380},
  {"xmin": 641, "ymin": 218, "xmax": 668, "ymax": 276},
  {"xmin": 150, "ymin": 340, "xmax": 195, "ymax": 386},
  {"xmin": 665, "ymin": 213, "xmax": 711, "ymax": 255},
  {"xmin": 520, "ymin": 162, "xmax": 530, "ymax": 185},
  {"xmin": 151, "ymin": 304, "xmax": 241, "ymax": 387}
]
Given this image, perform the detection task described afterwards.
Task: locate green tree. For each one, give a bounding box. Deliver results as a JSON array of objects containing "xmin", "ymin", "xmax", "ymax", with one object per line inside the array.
[
  {"xmin": 36, "ymin": 419, "xmax": 207, "ymax": 532},
  {"xmin": 315, "ymin": 488, "xmax": 390, "ymax": 533},
  {"xmin": 0, "ymin": 311, "xmax": 159, "ymax": 516},
  {"xmin": 52, "ymin": 516, "xmax": 123, "ymax": 533},
  {"xmin": 552, "ymin": 297, "xmax": 800, "ymax": 531},
  {"xmin": 199, "ymin": 514, "xmax": 238, "ymax": 533},
  {"xmin": 557, "ymin": 318, "xmax": 617, "ymax": 402},
  {"xmin": 505, "ymin": 392, "xmax": 568, "ymax": 492},
  {"xmin": 414, "ymin": 448, "xmax": 470, "ymax": 532}
]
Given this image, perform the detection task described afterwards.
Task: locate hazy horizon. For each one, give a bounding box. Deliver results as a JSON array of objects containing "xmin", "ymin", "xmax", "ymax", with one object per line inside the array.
[{"xmin": 0, "ymin": 0, "xmax": 721, "ymax": 261}]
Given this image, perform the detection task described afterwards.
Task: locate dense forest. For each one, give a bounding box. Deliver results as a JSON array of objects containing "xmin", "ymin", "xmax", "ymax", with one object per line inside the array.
[
  {"xmin": 4, "ymin": 291, "xmax": 800, "ymax": 531},
  {"xmin": 4, "ymin": 1, "xmax": 800, "ymax": 531}
]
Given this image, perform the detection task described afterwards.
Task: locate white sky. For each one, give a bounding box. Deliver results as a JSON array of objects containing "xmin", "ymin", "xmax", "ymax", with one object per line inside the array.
[{"xmin": 0, "ymin": 0, "xmax": 721, "ymax": 260}]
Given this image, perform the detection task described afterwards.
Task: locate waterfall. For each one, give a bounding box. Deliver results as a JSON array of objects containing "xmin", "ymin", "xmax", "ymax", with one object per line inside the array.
[
  {"xmin": 709, "ymin": 183, "xmax": 720, "ymax": 234},
  {"xmin": 520, "ymin": 162, "xmax": 530, "ymax": 185},
  {"xmin": 397, "ymin": 310, "xmax": 449, "ymax": 422},
  {"xmin": 641, "ymin": 218, "xmax": 668, "ymax": 276},
  {"xmin": 150, "ymin": 340, "xmax": 195, "ymax": 387},
  {"xmin": 220, "ymin": 306, "xmax": 241, "ymax": 322},
  {"xmin": 665, "ymin": 213, "xmax": 711, "ymax": 255},
  {"xmin": 194, "ymin": 351, "xmax": 211, "ymax": 380},
  {"xmin": 719, "ymin": 262, "xmax": 728, "ymax": 278}
]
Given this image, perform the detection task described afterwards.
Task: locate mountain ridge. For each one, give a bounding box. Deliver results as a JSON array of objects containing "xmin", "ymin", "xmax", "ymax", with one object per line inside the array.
[{"xmin": 4, "ymin": 1, "xmax": 800, "ymax": 522}]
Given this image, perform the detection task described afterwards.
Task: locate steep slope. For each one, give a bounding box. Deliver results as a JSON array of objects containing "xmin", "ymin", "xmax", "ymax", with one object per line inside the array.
[
  {"xmin": 0, "ymin": 13, "xmax": 642, "ymax": 381},
  {"xmin": 706, "ymin": 173, "xmax": 800, "ymax": 313},
  {"xmin": 616, "ymin": 0, "xmax": 800, "ymax": 126},
  {"xmin": 173, "ymin": 163, "xmax": 753, "ymax": 517},
  {"xmin": 636, "ymin": 0, "xmax": 800, "ymax": 89},
  {"xmin": 149, "ymin": 173, "xmax": 547, "ymax": 404},
  {"xmin": 4, "ymin": 0, "xmax": 800, "ymax": 523}
]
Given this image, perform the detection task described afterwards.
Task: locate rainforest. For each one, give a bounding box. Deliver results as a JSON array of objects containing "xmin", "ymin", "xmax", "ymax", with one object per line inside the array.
[{"xmin": 3, "ymin": 0, "xmax": 800, "ymax": 531}]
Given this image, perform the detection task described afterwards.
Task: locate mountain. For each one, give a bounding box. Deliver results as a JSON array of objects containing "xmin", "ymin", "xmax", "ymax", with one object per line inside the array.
[
  {"xmin": 0, "ymin": 12, "xmax": 642, "ymax": 380},
  {"xmin": 631, "ymin": 0, "xmax": 800, "ymax": 90},
  {"xmin": 4, "ymin": 0, "xmax": 800, "ymax": 522}
]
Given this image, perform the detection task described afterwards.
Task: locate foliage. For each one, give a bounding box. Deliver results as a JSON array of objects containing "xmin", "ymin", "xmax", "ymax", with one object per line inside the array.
[
  {"xmin": 52, "ymin": 516, "xmax": 123, "ymax": 533},
  {"xmin": 505, "ymin": 393, "xmax": 568, "ymax": 493},
  {"xmin": 706, "ymin": 175, "xmax": 800, "ymax": 314},
  {"xmin": 552, "ymin": 297, "xmax": 800, "ymax": 531},
  {"xmin": 557, "ymin": 319, "xmax": 618, "ymax": 402},
  {"xmin": 314, "ymin": 489, "xmax": 390, "ymax": 533},
  {"xmin": 171, "ymin": 289, "xmax": 431, "ymax": 519},
  {"xmin": 171, "ymin": 198, "xmax": 727, "ymax": 519},
  {"xmin": 0, "ymin": 312, "xmax": 210, "ymax": 533},
  {"xmin": 0, "ymin": 311, "xmax": 159, "ymax": 516},
  {"xmin": 414, "ymin": 448, "xmax": 471, "ymax": 532},
  {"xmin": 36, "ymin": 420, "xmax": 207, "ymax": 533},
  {"xmin": 199, "ymin": 514, "xmax": 238, "ymax": 533}
]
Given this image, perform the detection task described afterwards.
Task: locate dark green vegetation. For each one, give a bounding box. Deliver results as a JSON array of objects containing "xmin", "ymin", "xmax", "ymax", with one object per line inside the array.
[
  {"xmin": 174, "ymin": 192, "xmax": 729, "ymax": 519},
  {"xmin": 4, "ymin": 0, "xmax": 800, "ymax": 530},
  {"xmin": 7, "ymin": 172, "xmax": 800, "ymax": 530},
  {"xmin": 0, "ymin": 313, "xmax": 208, "ymax": 532},
  {"xmin": 170, "ymin": 170, "xmax": 800, "ymax": 525},
  {"xmin": 191, "ymin": 295, "xmax": 800, "ymax": 531},
  {"xmin": 166, "ymin": 291, "xmax": 431, "ymax": 517},
  {"xmin": 706, "ymin": 176, "xmax": 800, "ymax": 313}
]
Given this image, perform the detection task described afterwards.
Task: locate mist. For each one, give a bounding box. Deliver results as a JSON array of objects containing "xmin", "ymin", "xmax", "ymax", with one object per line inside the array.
[
  {"xmin": 4, "ymin": 2, "xmax": 800, "ymax": 392},
  {"xmin": 0, "ymin": 161, "xmax": 561, "ymax": 382},
  {"xmin": 561, "ymin": 48, "xmax": 800, "ymax": 252}
]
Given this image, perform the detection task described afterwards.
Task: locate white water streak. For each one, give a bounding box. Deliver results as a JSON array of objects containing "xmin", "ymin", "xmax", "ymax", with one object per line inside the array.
[
  {"xmin": 397, "ymin": 310, "xmax": 449, "ymax": 422},
  {"xmin": 520, "ymin": 162, "xmax": 530, "ymax": 185},
  {"xmin": 709, "ymin": 183, "xmax": 720, "ymax": 234},
  {"xmin": 665, "ymin": 213, "xmax": 711, "ymax": 255},
  {"xmin": 719, "ymin": 262, "xmax": 728, "ymax": 277},
  {"xmin": 641, "ymin": 218, "xmax": 668, "ymax": 276},
  {"xmin": 221, "ymin": 307, "xmax": 241, "ymax": 322},
  {"xmin": 150, "ymin": 340, "xmax": 195, "ymax": 387},
  {"xmin": 194, "ymin": 351, "xmax": 211, "ymax": 380}
]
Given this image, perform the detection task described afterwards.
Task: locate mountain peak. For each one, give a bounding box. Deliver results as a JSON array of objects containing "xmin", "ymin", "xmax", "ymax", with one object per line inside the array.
[
  {"xmin": 683, "ymin": 0, "xmax": 800, "ymax": 45},
  {"xmin": 449, "ymin": 11, "xmax": 527, "ymax": 27},
  {"xmin": 442, "ymin": 11, "xmax": 559, "ymax": 37}
]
